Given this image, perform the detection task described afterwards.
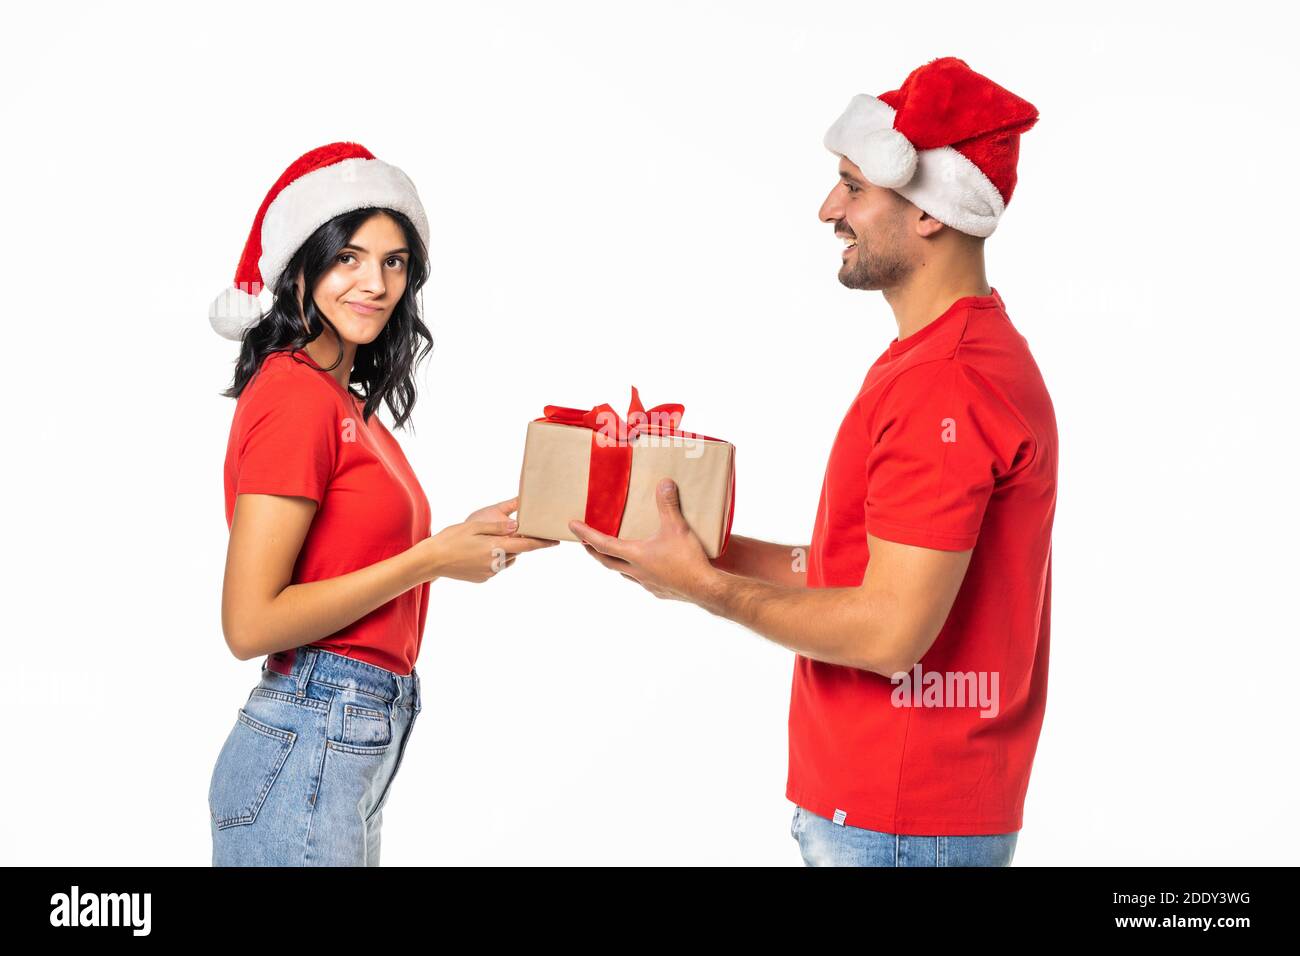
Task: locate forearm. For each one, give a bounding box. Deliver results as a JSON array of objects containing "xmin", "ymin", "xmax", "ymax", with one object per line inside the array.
[
  {"xmin": 227, "ymin": 543, "xmax": 435, "ymax": 661},
  {"xmin": 710, "ymin": 534, "xmax": 809, "ymax": 588},
  {"xmin": 696, "ymin": 569, "xmax": 905, "ymax": 676}
]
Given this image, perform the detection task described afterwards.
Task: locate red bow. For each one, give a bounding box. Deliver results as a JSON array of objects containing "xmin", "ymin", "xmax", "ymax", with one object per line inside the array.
[
  {"xmin": 534, "ymin": 387, "xmax": 735, "ymax": 552},
  {"xmin": 538, "ymin": 386, "xmax": 691, "ymax": 444}
]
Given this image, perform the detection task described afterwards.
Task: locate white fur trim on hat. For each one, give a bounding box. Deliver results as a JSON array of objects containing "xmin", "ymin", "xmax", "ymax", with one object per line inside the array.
[
  {"xmin": 258, "ymin": 156, "xmax": 431, "ymax": 294},
  {"xmin": 824, "ymin": 94, "xmax": 1005, "ymax": 238}
]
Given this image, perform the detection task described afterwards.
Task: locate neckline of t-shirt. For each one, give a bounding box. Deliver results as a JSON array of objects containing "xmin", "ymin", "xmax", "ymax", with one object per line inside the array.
[
  {"xmin": 888, "ymin": 287, "xmax": 1003, "ymax": 359},
  {"xmin": 285, "ymin": 348, "xmax": 365, "ymax": 405}
]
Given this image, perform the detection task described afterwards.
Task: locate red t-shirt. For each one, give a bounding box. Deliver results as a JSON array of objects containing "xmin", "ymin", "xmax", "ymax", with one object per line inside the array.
[
  {"xmin": 223, "ymin": 348, "xmax": 433, "ymax": 676},
  {"xmin": 787, "ymin": 288, "xmax": 1057, "ymax": 835}
]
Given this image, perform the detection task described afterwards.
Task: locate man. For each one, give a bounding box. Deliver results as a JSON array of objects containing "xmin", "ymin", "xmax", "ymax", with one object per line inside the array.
[{"xmin": 570, "ymin": 57, "xmax": 1056, "ymax": 867}]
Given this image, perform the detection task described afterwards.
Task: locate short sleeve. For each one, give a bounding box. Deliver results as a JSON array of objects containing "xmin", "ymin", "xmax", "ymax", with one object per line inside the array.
[
  {"xmin": 864, "ymin": 360, "xmax": 1027, "ymax": 551},
  {"xmin": 233, "ymin": 366, "xmax": 341, "ymax": 505}
]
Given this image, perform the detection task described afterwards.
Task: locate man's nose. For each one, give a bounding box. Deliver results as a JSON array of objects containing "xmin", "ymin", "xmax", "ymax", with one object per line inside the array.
[{"xmin": 819, "ymin": 185, "xmax": 843, "ymax": 224}]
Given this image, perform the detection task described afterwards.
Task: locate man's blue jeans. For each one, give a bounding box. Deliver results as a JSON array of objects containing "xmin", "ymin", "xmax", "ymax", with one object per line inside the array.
[{"xmin": 791, "ymin": 806, "xmax": 1018, "ymax": 867}]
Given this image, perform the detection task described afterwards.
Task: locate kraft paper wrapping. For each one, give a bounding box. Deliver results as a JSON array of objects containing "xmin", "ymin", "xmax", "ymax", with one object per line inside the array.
[{"xmin": 516, "ymin": 421, "xmax": 735, "ymax": 558}]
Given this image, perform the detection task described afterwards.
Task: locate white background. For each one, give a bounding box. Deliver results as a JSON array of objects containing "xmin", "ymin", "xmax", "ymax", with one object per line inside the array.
[{"xmin": 2, "ymin": 0, "xmax": 1296, "ymax": 866}]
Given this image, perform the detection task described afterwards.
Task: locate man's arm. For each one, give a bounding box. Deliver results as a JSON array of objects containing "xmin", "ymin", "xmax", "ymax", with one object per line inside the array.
[
  {"xmin": 699, "ymin": 534, "xmax": 971, "ymax": 675},
  {"xmin": 709, "ymin": 534, "xmax": 809, "ymax": 588},
  {"xmin": 570, "ymin": 479, "xmax": 971, "ymax": 677}
]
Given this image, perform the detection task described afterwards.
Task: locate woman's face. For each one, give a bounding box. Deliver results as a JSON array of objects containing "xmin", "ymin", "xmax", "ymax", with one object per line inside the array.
[{"xmin": 306, "ymin": 212, "xmax": 411, "ymax": 345}]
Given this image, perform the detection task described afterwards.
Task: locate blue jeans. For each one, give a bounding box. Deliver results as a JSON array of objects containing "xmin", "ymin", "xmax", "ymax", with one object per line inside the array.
[
  {"xmin": 791, "ymin": 806, "xmax": 1018, "ymax": 867},
  {"xmin": 208, "ymin": 647, "xmax": 422, "ymax": 866}
]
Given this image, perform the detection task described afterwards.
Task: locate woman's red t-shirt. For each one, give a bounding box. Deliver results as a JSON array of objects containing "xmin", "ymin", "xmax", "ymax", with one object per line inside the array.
[{"xmin": 223, "ymin": 348, "xmax": 432, "ymax": 675}]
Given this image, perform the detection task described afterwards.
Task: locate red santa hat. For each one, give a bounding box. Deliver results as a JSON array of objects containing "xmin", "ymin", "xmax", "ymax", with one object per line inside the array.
[
  {"xmin": 824, "ymin": 57, "xmax": 1038, "ymax": 237},
  {"xmin": 209, "ymin": 142, "xmax": 430, "ymax": 340}
]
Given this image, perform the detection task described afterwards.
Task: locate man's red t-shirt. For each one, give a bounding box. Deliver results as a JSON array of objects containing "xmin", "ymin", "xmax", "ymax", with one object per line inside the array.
[
  {"xmin": 787, "ymin": 288, "xmax": 1057, "ymax": 835},
  {"xmin": 223, "ymin": 348, "xmax": 432, "ymax": 676}
]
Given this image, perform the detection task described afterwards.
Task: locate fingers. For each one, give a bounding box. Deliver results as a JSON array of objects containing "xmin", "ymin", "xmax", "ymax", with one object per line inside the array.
[
  {"xmin": 568, "ymin": 519, "xmax": 632, "ymax": 560},
  {"xmin": 495, "ymin": 496, "xmax": 520, "ymax": 516},
  {"xmin": 473, "ymin": 519, "xmax": 520, "ymax": 536},
  {"xmin": 497, "ymin": 535, "xmax": 560, "ymax": 554},
  {"xmin": 483, "ymin": 549, "xmax": 518, "ymax": 575},
  {"xmin": 582, "ymin": 542, "xmax": 631, "ymax": 572},
  {"xmin": 655, "ymin": 478, "xmax": 687, "ymax": 528}
]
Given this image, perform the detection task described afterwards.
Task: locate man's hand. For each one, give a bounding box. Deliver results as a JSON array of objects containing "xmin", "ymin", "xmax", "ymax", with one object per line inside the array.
[{"xmin": 569, "ymin": 478, "xmax": 720, "ymax": 604}]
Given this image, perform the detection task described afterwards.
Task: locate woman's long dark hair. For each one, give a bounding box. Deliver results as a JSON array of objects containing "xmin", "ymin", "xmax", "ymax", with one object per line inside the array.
[{"xmin": 219, "ymin": 206, "xmax": 432, "ymax": 431}]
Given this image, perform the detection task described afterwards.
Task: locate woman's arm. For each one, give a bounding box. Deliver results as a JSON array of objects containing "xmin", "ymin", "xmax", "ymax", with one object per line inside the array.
[{"xmin": 221, "ymin": 492, "xmax": 554, "ymax": 661}]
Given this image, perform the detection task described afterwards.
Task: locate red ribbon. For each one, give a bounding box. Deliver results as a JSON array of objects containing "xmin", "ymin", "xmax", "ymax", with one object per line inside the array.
[{"xmin": 534, "ymin": 386, "xmax": 736, "ymax": 553}]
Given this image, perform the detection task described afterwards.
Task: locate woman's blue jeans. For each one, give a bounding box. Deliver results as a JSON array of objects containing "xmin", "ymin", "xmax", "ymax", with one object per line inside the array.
[
  {"xmin": 791, "ymin": 806, "xmax": 1018, "ymax": 867},
  {"xmin": 208, "ymin": 647, "xmax": 422, "ymax": 866}
]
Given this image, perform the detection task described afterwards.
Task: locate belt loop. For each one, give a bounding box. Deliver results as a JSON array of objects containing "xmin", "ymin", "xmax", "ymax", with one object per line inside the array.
[
  {"xmin": 296, "ymin": 648, "xmax": 318, "ymax": 697},
  {"xmin": 392, "ymin": 677, "xmax": 403, "ymax": 719}
]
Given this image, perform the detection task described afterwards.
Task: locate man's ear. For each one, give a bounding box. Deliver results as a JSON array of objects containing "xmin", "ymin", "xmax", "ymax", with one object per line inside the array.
[{"xmin": 915, "ymin": 211, "xmax": 946, "ymax": 239}]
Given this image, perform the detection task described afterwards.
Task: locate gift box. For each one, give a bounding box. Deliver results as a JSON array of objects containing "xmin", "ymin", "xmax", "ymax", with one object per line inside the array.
[{"xmin": 516, "ymin": 387, "xmax": 736, "ymax": 558}]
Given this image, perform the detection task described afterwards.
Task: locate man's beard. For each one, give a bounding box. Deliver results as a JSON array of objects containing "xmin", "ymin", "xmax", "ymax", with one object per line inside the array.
[{"xmin": 838, "ymin": 234, "xmax": 912, "ymax": 291}]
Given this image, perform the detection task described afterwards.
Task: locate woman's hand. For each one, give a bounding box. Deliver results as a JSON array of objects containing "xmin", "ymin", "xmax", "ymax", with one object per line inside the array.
[
  {"xmin": 464, "ymin": 495, "xmax": 521, "ymax": 525},
  {"xmin": 419, "ymin": 497, "xmax": 558, "ymax": 583}
]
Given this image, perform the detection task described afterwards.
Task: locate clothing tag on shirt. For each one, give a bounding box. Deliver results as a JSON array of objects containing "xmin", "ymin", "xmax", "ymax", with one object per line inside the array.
[{"xmin": 832, "ymin": 809, "xmax": 847, "ymax": 826}]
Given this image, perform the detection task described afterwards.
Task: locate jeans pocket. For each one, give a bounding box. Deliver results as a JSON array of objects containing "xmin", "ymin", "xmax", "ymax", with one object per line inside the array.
[
  {"xmin": 208, "ymin": 708, "xmax": 296, "ymax": 830},
  {"xmin": 342, "ymin": 703, "xmax": 393, "ymax": 749}
]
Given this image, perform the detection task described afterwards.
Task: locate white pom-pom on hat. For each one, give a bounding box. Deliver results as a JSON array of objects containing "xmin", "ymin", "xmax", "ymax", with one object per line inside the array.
[
  {"xmin": 209, "ymin": 285, "xmax": 265, "ymax": 341},
  {"xmin": 858, "ymin": 127, "xmax": 918, "ymax": 189}
]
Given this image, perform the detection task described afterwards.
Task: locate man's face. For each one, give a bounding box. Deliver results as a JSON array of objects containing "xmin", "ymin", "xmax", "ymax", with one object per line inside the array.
[{"xmin": 818, "ymin": 156, "xmax": 916, "ymax": 291}]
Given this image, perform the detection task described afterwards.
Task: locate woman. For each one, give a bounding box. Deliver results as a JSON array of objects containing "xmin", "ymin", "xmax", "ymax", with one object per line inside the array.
[{"xmin": 206, "ymin": 142, "xmax": 554, "ymax": 866}]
